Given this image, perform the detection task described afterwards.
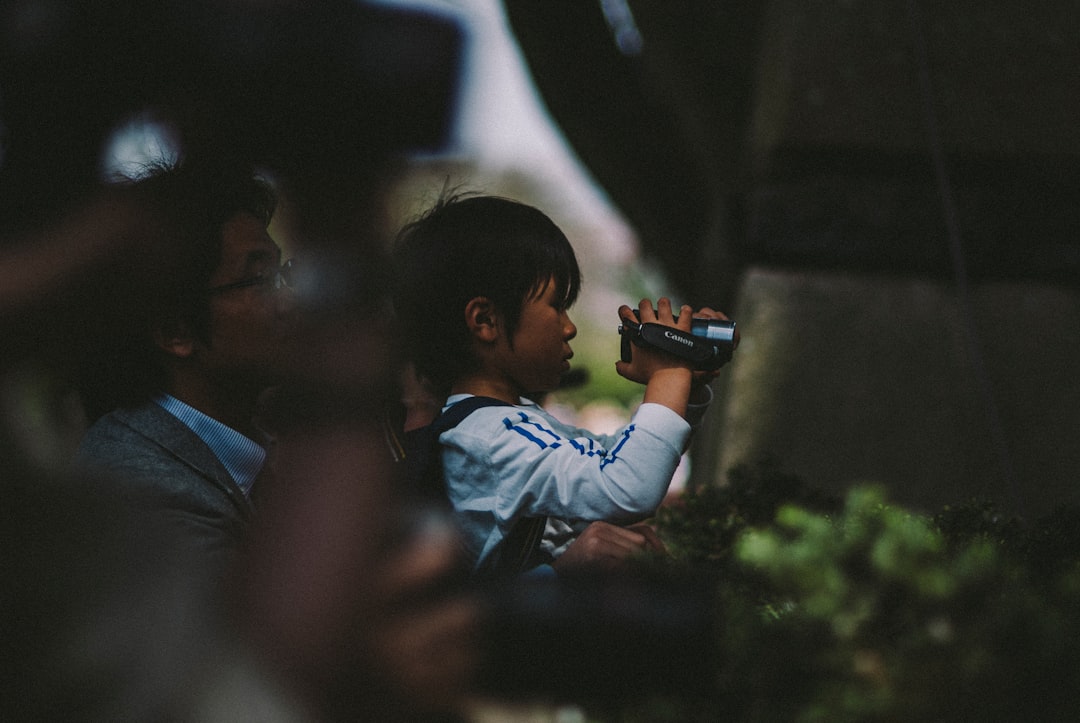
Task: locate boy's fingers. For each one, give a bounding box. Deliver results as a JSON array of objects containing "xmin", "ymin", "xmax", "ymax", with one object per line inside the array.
[
  {"xmin": 595, "ymin": 524, "xmax": 649, "ymax": 553},
  {"xmin": 615, "ymin": 358, "xmax": 652, "ymax": 386},
  {"xmin": 655, "ymin": 297, "xmax": 673, "ymax": 322},
  {"xmin": 677, "ymin": 304, "xmax": 693, "ymax": 329},
  {"xmin": 589, "ymin": 521, "xmax": 662, "ymax": 554},
  {"xmin": 694, "ymin": 306, "xmax": 726, "ymax": 320},
  {"xmin": 637, "ymin": 297, "xmax": 657, "ymax": 322},
  {"xmin": 571, "ymin": 521, "xmax": 641, "ymax": 554},
  {"xmin": 625, "ymin": 523, "xmax": 668, "ymax": 554},
  {"xmin": 642, "ymin": 298, "xmax": 693, "ymax": 329}
]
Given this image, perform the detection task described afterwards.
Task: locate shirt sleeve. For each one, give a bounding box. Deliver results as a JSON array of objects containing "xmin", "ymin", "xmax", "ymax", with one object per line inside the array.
[{"xmin": 442, "ymin": 402, "xmax": 691, "ymax": 531}]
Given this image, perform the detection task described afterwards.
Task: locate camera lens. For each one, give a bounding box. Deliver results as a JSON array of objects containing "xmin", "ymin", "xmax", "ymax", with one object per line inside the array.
[{"xmin": 690, "ymin": 319, "xmax": 737, "ymax": 346}]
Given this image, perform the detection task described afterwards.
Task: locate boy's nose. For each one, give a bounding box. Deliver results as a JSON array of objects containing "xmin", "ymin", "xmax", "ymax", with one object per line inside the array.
[{"xmin": 564, "ymin": 313, "xmax": 577, "ymax": 340}]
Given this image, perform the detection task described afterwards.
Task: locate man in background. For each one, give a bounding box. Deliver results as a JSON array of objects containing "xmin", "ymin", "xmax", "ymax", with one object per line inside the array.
[{"xmin": 74, "ymin": 163, "xmax": 292, "ymax": 571}]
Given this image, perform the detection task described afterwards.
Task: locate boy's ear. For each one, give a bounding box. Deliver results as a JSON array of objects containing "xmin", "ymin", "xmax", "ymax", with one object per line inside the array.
[
  {"xmin": 153, "ymin": 320, "xmax": 196, "ymax": 359},
  {"xmin": 464, "ymin": 297, "xmax": 501, "ymax": 343}
]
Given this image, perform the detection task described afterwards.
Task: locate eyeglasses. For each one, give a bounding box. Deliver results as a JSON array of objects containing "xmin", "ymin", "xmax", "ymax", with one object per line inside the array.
[{"xmin": 208, "ymin": 259, "xmax": 294, "ymax": 294}]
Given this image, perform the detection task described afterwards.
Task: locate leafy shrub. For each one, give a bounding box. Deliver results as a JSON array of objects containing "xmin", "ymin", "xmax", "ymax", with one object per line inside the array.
[{"xmin": 612, "ymin": 463, "xmax": 1080, "ymax": 722}]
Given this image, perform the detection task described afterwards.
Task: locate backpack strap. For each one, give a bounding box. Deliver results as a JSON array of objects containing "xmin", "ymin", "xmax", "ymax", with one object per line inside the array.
[
  {"xmin": 479, "ymin": 515, "xmax": 552, "ymax": 581},
  {"xmin": 402, "ymin": 396, "xmax": 508, "ymax": 502},
  {"xmin": 430, "ymin": 395, "xmax": 510, "ymax": 435},
  {"xmin": 401, "ymin": 396, "xmax": 552, "ymax": 578}
]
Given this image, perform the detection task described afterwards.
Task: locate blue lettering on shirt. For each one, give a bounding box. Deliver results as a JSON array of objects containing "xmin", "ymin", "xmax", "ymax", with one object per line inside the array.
[
  {"xmin": 568, "ymin": 437, "xmax": 606, "ymax": 458},
  {"xmin": 503, "ymin": 412, "xmax": 628, "ymax": 468},
  {"xmin": 599, "ymin": 425, "xmax": 635, "ymax": 470},
  {"xmin": 504, "ymin": 414, "xmax": 559, "ymax": 449}
]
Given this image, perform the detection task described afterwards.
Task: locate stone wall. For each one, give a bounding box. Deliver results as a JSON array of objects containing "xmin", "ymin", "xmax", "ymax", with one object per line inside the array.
[{"xmin": 694, "ymin": 267, "xmax": 1080, "ymax": 518}]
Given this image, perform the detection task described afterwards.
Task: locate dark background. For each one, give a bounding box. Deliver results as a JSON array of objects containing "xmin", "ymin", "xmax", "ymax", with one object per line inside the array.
[
  {"xmin": 505, "ymin": 0, "xmax": 1080, "ymax": 517},
  {"xmin": 506, "ymin": 1, "xmax": 1080, "ymax": 302}
]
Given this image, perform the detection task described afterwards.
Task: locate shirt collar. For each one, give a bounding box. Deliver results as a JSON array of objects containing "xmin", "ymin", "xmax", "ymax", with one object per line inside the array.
[
  {"xmin": 443, "ymin": 393, "xmax": 533, "ymax": 410},
  {"xmin": 154, "ymin": 394, "xmax": 267, "ymax": 497}
]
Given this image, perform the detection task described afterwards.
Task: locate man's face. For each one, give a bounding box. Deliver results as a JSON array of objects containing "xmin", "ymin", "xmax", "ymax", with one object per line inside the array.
[{"xmin": 199, "ymin": 212, "xmax": 295, "ymax": 392}]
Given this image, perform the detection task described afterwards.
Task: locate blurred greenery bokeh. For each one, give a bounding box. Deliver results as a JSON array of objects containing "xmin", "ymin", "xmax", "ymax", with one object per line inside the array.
[{"xmin": 600, "ymin": 463, "xmax": 1080, "ymax": 722}]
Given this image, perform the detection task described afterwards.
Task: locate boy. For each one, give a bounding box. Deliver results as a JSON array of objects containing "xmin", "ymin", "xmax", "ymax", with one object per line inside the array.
[{"xmin": 393, "ymin": 194, "xmax": 729, "ymax": 574}]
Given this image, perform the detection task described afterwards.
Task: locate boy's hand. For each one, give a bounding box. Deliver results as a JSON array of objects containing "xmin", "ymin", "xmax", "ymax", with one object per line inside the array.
[
  {"xmin": 615, "ymin": 297, "xmax": 695, "ymax": 385},
  {"xmin": 686, "ymin": 306, "xmax": 736, "ymax": 403},
  {"xmin": 616, "ymin": 298, "xmax": 695, "ymax": 418},
  {"xmin": 551, "ymin": 521, "xmax": 667, "ymax": 574}
]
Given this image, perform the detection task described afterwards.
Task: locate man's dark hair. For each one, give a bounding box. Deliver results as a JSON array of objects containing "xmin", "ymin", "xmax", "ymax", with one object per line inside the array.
[
  {"xmin": 125, "ymin": 162, "xmax": 276, "ymax": 340},
  {"xmin": 392, "ymin": 194, "xmax": 581, "ymax": 396},
  {"xmin": 77, "ymin": 161, "xmax": 276, "ymax": 417}
]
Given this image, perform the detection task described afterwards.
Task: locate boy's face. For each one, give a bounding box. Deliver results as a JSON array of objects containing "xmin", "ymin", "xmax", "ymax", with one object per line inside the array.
[{"xmin": 499, "ymin": 278, "xmax": 577, "ymax": 396}]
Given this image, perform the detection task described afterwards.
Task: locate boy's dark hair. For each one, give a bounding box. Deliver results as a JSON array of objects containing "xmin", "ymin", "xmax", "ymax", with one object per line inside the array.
[
  {"xmin": 77, "ymin": 161, "xmax": 277, "ymax": 417},
  {"xmin": 392, "ymin": 194, "xmax": 582, "ymax": 395}
]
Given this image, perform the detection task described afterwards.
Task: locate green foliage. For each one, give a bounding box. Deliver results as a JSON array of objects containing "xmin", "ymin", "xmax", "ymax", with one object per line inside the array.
[
  {"xmin": 606, "ymin": 463, "xmax": 1080, "ymax": 722},
  {"xmin": 657, "ymin": 459, "xmax": 839, "ymax": 569}
]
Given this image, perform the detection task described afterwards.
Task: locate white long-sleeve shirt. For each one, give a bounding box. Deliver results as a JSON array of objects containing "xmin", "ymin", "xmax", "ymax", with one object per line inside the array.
[{"xmin": 440, "ymin": 392, "xmax": 710, "ymax": 569}]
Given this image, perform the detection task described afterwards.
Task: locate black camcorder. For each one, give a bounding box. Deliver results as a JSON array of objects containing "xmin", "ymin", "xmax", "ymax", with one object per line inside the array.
[{"xmin": 618, "ymin": 310, "xmax": 738, "ymax": 371}]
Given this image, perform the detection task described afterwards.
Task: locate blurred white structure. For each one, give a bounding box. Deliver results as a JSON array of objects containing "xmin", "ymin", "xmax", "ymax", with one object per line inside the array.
[{"xmin": 387, "ymin": 0, "xmax": 638, "ymax": 265}]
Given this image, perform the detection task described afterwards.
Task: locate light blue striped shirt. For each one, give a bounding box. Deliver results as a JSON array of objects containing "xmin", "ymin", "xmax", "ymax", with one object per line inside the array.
[{"xmin": 154, "ymin": 394, "xmax": 267, "ymax": 497}]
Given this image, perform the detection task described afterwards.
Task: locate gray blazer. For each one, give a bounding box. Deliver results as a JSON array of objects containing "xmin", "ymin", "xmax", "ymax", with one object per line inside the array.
[{"xmin": 74, "ymin": 402, "xmax": 255, "ymax": 567}]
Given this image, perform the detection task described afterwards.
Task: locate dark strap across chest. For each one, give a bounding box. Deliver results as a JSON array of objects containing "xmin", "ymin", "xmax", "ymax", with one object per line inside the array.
[{"xmin": 402, "ymin": 396, "xmax": 552, "ymax": 578}]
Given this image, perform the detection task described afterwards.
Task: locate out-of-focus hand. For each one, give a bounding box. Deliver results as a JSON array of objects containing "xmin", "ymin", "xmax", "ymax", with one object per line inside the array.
[
  {"xmin": 366, "ymin": 513, "xmax": 480, "ymax": 712},
  {"xmin": 238, "ymin": 423, "xmax": 480, "ymax": 719}
]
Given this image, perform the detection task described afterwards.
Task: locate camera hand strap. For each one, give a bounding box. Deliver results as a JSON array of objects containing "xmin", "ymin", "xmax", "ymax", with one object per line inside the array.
[{"xmin": 619, "ymin": 320, "xmax": 718, "ymax": 366}]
